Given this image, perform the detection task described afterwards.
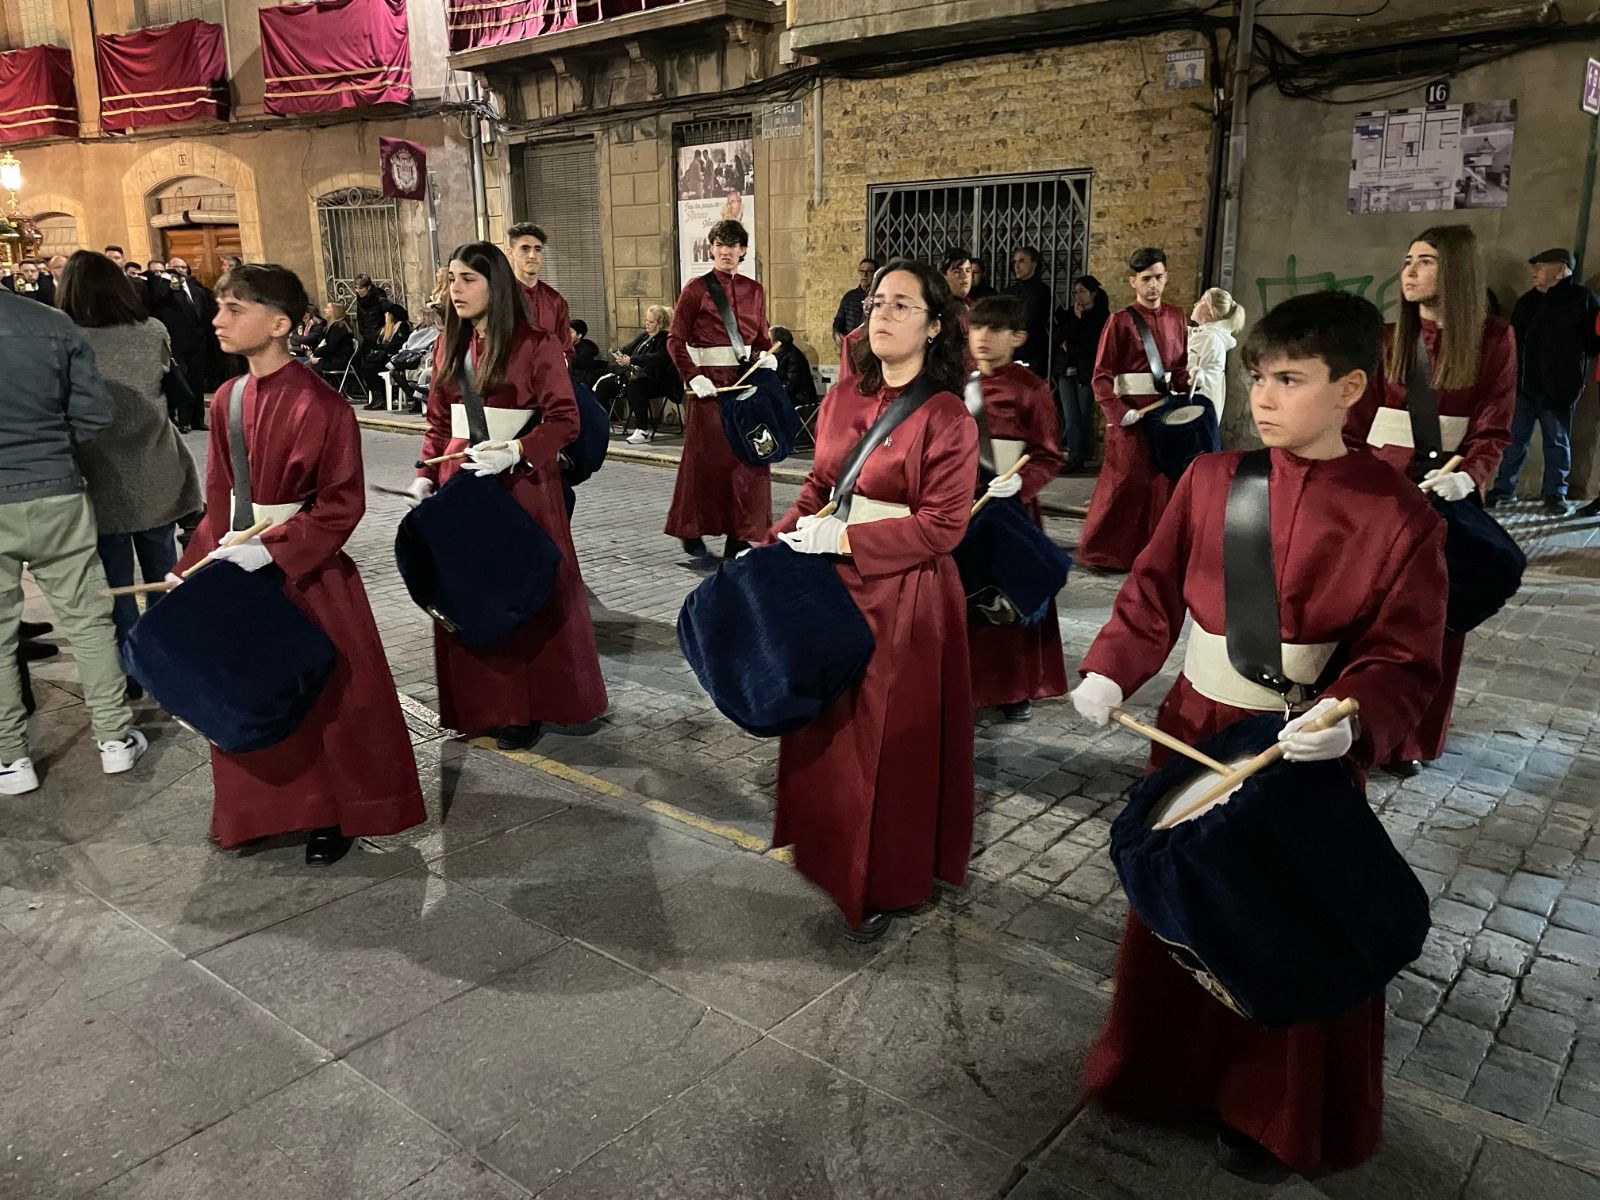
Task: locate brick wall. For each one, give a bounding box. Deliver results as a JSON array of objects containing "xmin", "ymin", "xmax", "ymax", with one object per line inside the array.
[{"xmin": 805, "ymin": 35, "xmax": 1215, "ymax": 354}]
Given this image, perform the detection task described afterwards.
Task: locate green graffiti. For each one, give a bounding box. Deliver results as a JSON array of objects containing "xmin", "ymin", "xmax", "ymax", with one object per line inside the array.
[{"xmin": 1254, "ymin": 254, "xmax": 1402, "ymax": 317}]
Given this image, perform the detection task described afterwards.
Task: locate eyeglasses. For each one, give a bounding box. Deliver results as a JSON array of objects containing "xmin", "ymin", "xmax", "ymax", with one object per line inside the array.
[{"xmin": 864, "ymin": 298, "xmax": 928, "ymax": 322}]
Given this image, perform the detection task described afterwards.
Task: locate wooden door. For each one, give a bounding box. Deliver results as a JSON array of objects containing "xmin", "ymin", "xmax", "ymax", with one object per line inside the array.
[{"xmin": 161, "ymin": 226, "xmax": 243, "ymax": 288}]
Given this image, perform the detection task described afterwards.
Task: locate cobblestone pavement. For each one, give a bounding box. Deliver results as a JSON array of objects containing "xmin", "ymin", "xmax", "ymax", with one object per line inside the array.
[{"xmin": 0, "ymin": 424, "xmax": 1593, "ymax": 1198}]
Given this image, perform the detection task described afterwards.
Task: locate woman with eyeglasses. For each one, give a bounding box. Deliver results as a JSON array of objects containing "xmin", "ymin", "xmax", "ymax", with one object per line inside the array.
[{"xmin": 769, "ymin": 259, "xmax": 979, "ymax": 942}]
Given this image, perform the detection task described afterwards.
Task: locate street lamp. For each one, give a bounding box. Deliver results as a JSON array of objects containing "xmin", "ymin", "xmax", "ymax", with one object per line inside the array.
[{"xmin": 0, "ymin": 153, "xmax": 20, "ymax": 214}]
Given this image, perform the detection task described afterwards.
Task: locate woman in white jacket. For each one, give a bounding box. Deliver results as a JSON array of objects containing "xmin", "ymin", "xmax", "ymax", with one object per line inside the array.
[{"xmin": 1186, "ymin": 287, "xmax": 1247, "ymax": 420}]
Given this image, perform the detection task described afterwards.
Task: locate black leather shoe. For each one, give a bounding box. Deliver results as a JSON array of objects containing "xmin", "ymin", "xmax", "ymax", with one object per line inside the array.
[
  {"xmin": 1000, "ymin": 700, "xmax": 1033, "ymax": 722},
  {"xmin": 19, "ymin": 640, "xmax": 57, "ymax": 662},
  {"xmin": 306, "ymin": 826, "xmax": 354, "ymax": 866},
  {"xmin": 1382, "ymin": 759, "xmax": 1423, "ymax": 778},
  {"xmin": 363, "ymin": 400, "xmax": 386, "ymax": 411},
  {"xmin": 18, "ymin": 621, "xmax": 52, "ymax": 639},
  {"xmin": 724, "ymin": 539, "xmax": 752, "ymax": 559},
  {"xmin": 1543, "ymin": 496, "xmax": 1571, "ymax": 516},
  {"xmin": 1484, "ymin": 492, "xmax": 1505, "ymax": 509},
  {"xmin": 126, "ymin": 678, "xmax": 144, "ymax": 703},
  {"xmin": 845, "ymin": 911, "xmax": 892, "ymax": 943},
  {"xmin": 1579, "ymin": 497, "xmax": 1600, "ymax": 518},
  {"xmin": 492, "ymin": 722, "xmax": 542, "ymax": 751},
  {"xmin": 682, "ymin": 538, "xmax": 709, "ymax": 559},
  {"xmin": 1215, "ymin": 1126, "xmax": 1286, "ymax": 1182}
]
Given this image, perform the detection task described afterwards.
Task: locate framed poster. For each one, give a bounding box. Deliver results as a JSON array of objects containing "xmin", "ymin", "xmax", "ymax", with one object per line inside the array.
[{"xmin": 676, "ymin": 138, "xmax": 756, "ymax": 284}]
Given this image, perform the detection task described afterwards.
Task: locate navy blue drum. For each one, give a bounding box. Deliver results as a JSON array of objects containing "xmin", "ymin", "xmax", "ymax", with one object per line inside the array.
[
  {"xmin": 953, "ymin": 498, "xmax": 1071, "ymax": 627},
  {"xmin": 121, "ymin": 561, "xmax": 336, "ymax": 755},
  {"xmin": 720, "ymin": 369, "xmax": 803, "ymax": 467},
  {"xmin": 1145, "ymin": 394, "xmax": 1220, "ymax": 482},
  {"xmin": 1434, "ymin": 495, "xmax": 1524, "ymax": 635},
  {"xmin": 1109, "ymin": 714, "xmax": 1430, "ymax": 1029}
]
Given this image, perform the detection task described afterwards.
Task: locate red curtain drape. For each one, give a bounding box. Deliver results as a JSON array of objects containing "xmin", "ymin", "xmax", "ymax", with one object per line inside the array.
[
  {"xmin": 96, "ymin": 20, "xmax": 226, "ymax": 132},
  {"xmin": 260, "ymin": 0, "xmax": 411, "ymax": 116},
  {"xmin": 0, "ymin": 46, "xmax": 77, "ymax": 144},
  {"xmin": 446, "ymin": 0, "xmax": 551, "ymax": 51}
]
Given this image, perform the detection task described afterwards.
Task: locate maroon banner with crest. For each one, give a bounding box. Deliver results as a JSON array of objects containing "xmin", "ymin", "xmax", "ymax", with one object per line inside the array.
[
  {"xmin": 0, "ymin": 46, "xmax": 77, "ymax": 144},
  {"xmin": 380, "ymin": 136, "xmax": 427, "ymax": 200},
  {"xmin": 96, "ymin": 20, "xmax": 226, "ymax": 131},
  {"xmin": 260, "ymin": 0, "xmax": 411, "ymax": 116}
]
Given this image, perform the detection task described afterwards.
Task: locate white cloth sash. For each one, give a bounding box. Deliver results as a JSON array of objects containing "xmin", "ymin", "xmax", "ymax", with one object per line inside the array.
[
  {"xmin": 1366, "ymin": 407, "xmax": 1468, "ymax": 453},
  {"xmin": 1182, "ymin": 622, "xmax": 1337, "ymax": 712},
  {"xmin": 992, "ymin": 438, "xmax": 1026, "ymax": 476},
  {"xmin": 843, "ymin": 497, "xmax": 911, "ymax": 527},
  {"xmin": 450, "ymin": 404, "xmax": 530, "ymax": 443},
  {"xmin": 688, "ymin": 345, "xmax": 742, "ymax": 368},
  {"xmin": 1114, "ymin": 372, "xmax": 1157, "ymax": 397},
  {"xmin": 235, "ymin": 501, "xmax": 300, "ymax": 533}
]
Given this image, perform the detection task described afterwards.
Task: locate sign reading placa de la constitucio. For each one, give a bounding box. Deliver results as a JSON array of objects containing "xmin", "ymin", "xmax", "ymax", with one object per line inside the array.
[
  {"xmin": 1584, "ymin": 58, "xmax": 1600, "ymax": 115},
  {"xmin": 761, "ymin": 101, "xmax": 804, "ymax": 139}
]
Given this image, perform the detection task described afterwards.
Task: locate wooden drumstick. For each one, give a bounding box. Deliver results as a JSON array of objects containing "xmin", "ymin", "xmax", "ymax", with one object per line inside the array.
[
  {"xmin": 1420, "ymin": 453, "xmax": 1465, "ymax": 485},
  {"xmin": 970, "ymin": 454, "xmax": 1033, "ymax": 516},
  {"xmin": 1135, "ymin": 397, "xmax": 1169, "ymax": 417},
  {"xmin": 715, "ymin": 359, "xmax": 766, "ymax": 394},
  {"xmin": 1156, "ymin": 697, "xmax": 1362, "ymax": 830},
  {"xmin": 1110, "ymin": 709, "xmax": 1232, "ymax": 776},
  {"xmin": 104, "ymin": 517, "xmax": 275, "ymax": 596},
  {"xmin": 415, "ymin": 440, "xmax": 510, "ymax": 468}
]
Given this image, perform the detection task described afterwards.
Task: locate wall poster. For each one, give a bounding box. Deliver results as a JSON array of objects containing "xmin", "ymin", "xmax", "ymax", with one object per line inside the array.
[
  {"xmin": 676, "ymin": 138, "xmax": 756, "ymax": 286},
  {"xmin": 1347, "ymin": 100, "xmax": 1516, "ymax": 214}
]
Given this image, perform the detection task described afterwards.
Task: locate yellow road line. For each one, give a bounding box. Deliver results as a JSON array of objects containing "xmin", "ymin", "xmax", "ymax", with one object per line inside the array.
[{"xmin": 641, "ymin": 800, "xmax": 770, "ymax": 853}]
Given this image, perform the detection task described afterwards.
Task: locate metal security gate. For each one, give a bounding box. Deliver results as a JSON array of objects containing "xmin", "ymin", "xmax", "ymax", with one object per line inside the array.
[
  {"xmin": 518, "ymin": 139, "xmax": 607, "ymax": 345},
  {"xmin": 868, "ymin": 171, "xmax": 1092, "ymax": 372},
  {"xmin": 316, "ymin": 187, "xmax": 405, "ymax": 309}
]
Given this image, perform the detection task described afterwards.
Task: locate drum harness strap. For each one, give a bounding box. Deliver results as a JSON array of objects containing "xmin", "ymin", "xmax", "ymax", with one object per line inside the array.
[
  {"xmin": 228, "ymin": 377, "xmax": 254, "ymax": 532},
  {"xmin": 459, "ymin": 347, "xmax": 538, "ymax": 453},
  {"xmin": 1126, "ymin": 307, "xmax": 1173, "ymax": 402},
  {"xmin": 1224, "ymin": 449, "xmax": 1304, "ymax": 717},
  {"xmin": 828, "ymin": 375, "xmax": 936, "ymax": 521},
  {"xmin": 1404, "ymin": 334, "xmax": 1447, "ymax": 479},
  {"xmin": 701, "ymin": 272, "xmax": 750, "ymax": 368}
]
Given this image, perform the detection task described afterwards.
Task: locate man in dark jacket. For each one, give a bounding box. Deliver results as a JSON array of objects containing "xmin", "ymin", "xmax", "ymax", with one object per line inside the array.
[
  {"xmin": 1007, "ymin": 246, "xmax": 1053, "ymax": 377},
  {"xmin": 831, "ymin": 257, "xmax": 876, "ymax": 350},
  {"xmin": 1489, "ymin": 248, "xmax": 1600, "ymax": 515}
]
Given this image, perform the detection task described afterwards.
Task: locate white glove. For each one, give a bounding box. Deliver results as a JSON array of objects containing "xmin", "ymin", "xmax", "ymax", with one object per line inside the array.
[
  {"xmin": 164, "ymin": 572, "xmax": 184, "ymax": 589},
  {"xmin": 1278, "ymin": 697, "xmax": 1355, "ymax": 763},
  {"xmin": 205, "ymin": 536, "xmax": 273, "ymax": 573},
  {"xmin": 1071, "ymin": 672, "xmax": 1123, "ymax": 727},
  {"xmin": 1120, "ymin": 408, "xmax": 1144, "ymax": 428},
  {"xmin": 688, "ymin": 375, "xmax": 718, "ymax": 399},
  {"xmin": 779, "ymin": 513, "xmax": 847, "ymax": 555},
  {"xmin": 1419, "ymin": 469, "xmax": 1474, "ymax": 502},
  {"xmin": 755, "ymin": 352, "xmax": 779, "ymax": 373},
  {"xmin": 463, "ymin": 439, "xmax": 522, "ymax": 476},
  {"xmin": 405, "ymin": 478, "xmax": 435, "ymax": 509},
  {"xmin": 986, "ymin": 473, "xmax": 1023, "ymax": 500}
]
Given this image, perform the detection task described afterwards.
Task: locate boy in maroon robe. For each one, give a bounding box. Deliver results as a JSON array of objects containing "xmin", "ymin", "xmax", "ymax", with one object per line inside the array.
[
  {"xmin": 508, "ymin": 222, "xmax": 572, "ymax": 364},
  {"xmin": 665, "ymin": 219, "xmax": 776, "ymax": 562},
  {"xmin": 1069, "ymin": 291, "xmax": 1447, "ymax": 1177},
  {"xmin": 175, "ymin": 265, "xmax": 424, "ymax": 866},
  {"xmin": 965, "ymin": 294, "xmax": 1067, "ymax": 722},
  {"xmin": 1077, "ymin": 246, "xmax": 1190, "ymax": 572}
]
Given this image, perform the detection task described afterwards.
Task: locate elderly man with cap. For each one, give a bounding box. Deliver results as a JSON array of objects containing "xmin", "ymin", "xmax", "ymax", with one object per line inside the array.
[{"xmin": 1488, "ymin": 248, "xmax": 1600, "ymax": 515}]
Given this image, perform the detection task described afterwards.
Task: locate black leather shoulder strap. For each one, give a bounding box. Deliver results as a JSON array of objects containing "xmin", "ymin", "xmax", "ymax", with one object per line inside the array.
[
  {"xmin": 1224, "ymin": 449, "xmax": 1290, "ymax": 695},
  {"xmin": 228, "ymin": 377, "xmax": 252, "ymax": 531},
  {"xmin": 831, "ymin": 376, "xmax": 937, "ymax": 519},
  {"xmin": 459, "ymin": 346, "xmax": 490, "ymax": 445},
  {"xmin": 1405, "ymin": 333, "xmax": 1446, "ymax": 473},
  {"xmin": 963, "ymin": 371, "xmax": 997, "ymax": 480},
  {"xmin": 1125, "ymin": 306, "xmax": 1170, "ymax": 396},
  {"xmin": 701, "ymin": 271, "xmax": 749, "ymax": 363}
]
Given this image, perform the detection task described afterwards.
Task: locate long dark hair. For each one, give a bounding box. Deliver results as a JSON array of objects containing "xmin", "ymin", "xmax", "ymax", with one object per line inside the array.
[
  {"xmin": 1074, "ymin": 274, "xmax": 1110, "ymax": 315},
  {"xmin": 57, "ymin": 251, "xmax": 148, "ymax": 328},
  {"xmin": 849, "ymin": 258, "xmax": 965, "ymax": 396},
  {"xmin": 1384, "ymin": 224, "xmax": 1486, "ymax": 391},
  {"xmin": 441, "ymin": 241, "xmax": 526, "ymax": 394}
]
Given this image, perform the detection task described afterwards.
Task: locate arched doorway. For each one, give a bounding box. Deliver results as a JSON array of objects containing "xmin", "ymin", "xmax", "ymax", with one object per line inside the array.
[
  {"xmin": 32, "ymin": 213, "xmax": 80, "ymax": 259},
  {"xmin": 148, "ymin": 175, "xmax": 241, "ymax": 287}
]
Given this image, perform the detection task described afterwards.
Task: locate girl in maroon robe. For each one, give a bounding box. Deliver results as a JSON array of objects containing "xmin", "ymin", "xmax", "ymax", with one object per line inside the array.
[
  {"xmin": 770, "ymin": 259, "xmax": 979, "ymax": 942},
  {"xmin": 177, "ymin": 264, "xmax": 424, "ymax": 866},
  {"xmin": 665, "ymin": 219, "xmax": 774, "ymax": 560},
  {"xmin": 1071, "ymin": 292, "xmax": 1447, "ymax": 1176},
  {"xmin": 1077, "ymin": 247, "xmax": 1190, "ymax": 572},
  {"xmin": 1343, "ymin": 226, "xmax": 1515, "ymax": 771},
  {"xmin": 410, "ymin": 242, "xmax": 607, "ymax": 750},
  {"xmin": 965, "ymin": 295, "xmax": 1068, "ymax": 720}
]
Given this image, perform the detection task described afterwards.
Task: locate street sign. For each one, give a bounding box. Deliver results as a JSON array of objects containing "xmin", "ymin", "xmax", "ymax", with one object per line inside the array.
[
  {"xmin": 1584, "ymin": 57, "xmax": 1600, "ymax": 115},
  {"xmin": 760, "ymin": 101, "xmax": 804, "ymax": 140},
  {"xmin": 1424, "ymin": 80, "xmax": 1451, "ymax": 106}
]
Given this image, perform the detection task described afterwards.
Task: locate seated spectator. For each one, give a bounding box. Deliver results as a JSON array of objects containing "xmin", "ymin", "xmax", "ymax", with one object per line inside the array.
[
  {"xmin": 289, "ymin": 303, "xmax": 325, "ymax": 358},
  {"xmin": 570, "ymin": 319, "xmax": 607, "ymax": 388},
  {"xmin": 386, "ymin": 304, "xmax": 442, "ymax": 413},
  {"xmin": 770, "ymin": 326, "xmax": 818, "ymax": 410},
  {"xmin": 361, "ymin": 301, "xmax": 413, "ymax": 410},
  {"xmin": 604, "ymin": 304, "xmax": 678, "ymax": 444},
  {"xmin": 308, "ymin": 301, "xmax": 358, "ymax": 384}
]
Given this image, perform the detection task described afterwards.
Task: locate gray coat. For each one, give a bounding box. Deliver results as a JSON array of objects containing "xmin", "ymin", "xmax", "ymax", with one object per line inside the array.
[
  {"xmin": 75, "ymin": 319, "xmax": 203, "ymax": 536},
  {"xmin": 0, "ymin": 289, "xmax": 111, "ymax": 505}
]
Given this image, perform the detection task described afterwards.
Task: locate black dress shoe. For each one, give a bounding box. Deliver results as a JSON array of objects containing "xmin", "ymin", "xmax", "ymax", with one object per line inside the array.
[
  {"xmin": 18, "ymin": 620, "xmax": 52, "ymax": 639},
  {"xmin": 682, "ymin": 537, "xmax": 709, "ymax": 559},
  {"xmin": 723, "ymin": 539, "xmax": 752, "ymax": 559},
  {"xmin": 1543, "ymin": 495, "xmax": 1571, "ymax": 516},
  {"xmin": 1000, "ymin": 700, "xmax": 1033, "ymax": 722},
  {"xmin": 363, "ymin": 400, "xmax": 386, "ymax": 411},
  {"xmin": 1579, "ymin": 497, "xmax": 1600, "ymax": 518},
  {"xmin": 845, "ymin": 911, "xmax": 892, "ymax": 943},
  {"xmin": 1382, "ymin": 759, "xmax": 1423, "ymax": 778},
  {"xmin": 1215, "ymin": 1126, "xmax": 1286, "ymax": 1182},
  {"xmin": 305, "ymin": 826, "xmax": 354, "ymax": 866},
  {"xmin": 491, "ymin": 722, "xmax": 543, "ymax": 751},
  {"xmin": 1484, "ymin": 492, "xmax": 1505, "ymax": 509},
  {"xmin": 19, "ymin": 640, "xmax": 57, "ymax": 662},
  {"xmin": 126, "ymin": 678, "xmax": 144, "ymax": 703}
]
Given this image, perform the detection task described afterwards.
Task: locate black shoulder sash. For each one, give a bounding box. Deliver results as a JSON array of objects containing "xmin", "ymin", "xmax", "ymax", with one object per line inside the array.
[
  {"xmin": 1223, "ymin": 449, "xmax": 1290, "ymax": 696},
  {"xmin": 701, "ymin": 271, "xmax": 749, "ymax": 363},
  {"xmin": 1126, "ymin": 306, "xmax": 1171, "ymax": 397},
  {"xmin": 830, "ymin": 376, "xmax": 937, "ymax": 520}
]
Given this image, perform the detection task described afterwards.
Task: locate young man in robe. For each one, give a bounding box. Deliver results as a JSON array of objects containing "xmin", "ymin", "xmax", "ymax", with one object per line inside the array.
[
  {"xmin": 508, "ymin": 222, "xmax": 572, "ymax": 362},
  {"xmin": 1069, "ymin": 290, "xmax": 1447, "ymax": 1178},
  {"xmin": 1077, "ymin": 246, "xmax": 1190, "ymax": 572},
  {"xmin": 175, "ymin": 265, "xmax": 425, "ymax": 866},
  {"xmin": 664, "ymin": 219, "xmax": 777, "ymax": 562},
  {"xmin": 965, "ymin": 294, "xmax": 1066, "ymax": 722}
]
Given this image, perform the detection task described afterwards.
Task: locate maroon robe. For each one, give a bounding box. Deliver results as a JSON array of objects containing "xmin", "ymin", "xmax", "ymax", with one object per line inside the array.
[
  {"xmin": 519, "ymin": 278, "xmax": 571, "ymax": 363},
  {"xmin": 665, "ymin": 270, "xmax": 773, "ymax": 542},
  {"xmin": 1077, "ymin": 303, "xmax": 1190, "ymax": 571},
  {"xmin": 770, "ymin": 380, "xmax": 979, "ymax": 927},
  {"xmin": 968, "ymin": 362, "xmax": 1069, "ymax": 708},
  {"xmin": 1344, "ymin": 318, "xmax": 1516, "ymax": 762},
  {"xmin": 175, "ymin": 361, "xmax": 424, "ymax": 848},
  {"xmin": 1078, "ymin": 447, "xmax": 1447, "ymax": 1175},
  {"xmin": 416, "ymin": 323, "xmax": 607, "ymax": 734}
]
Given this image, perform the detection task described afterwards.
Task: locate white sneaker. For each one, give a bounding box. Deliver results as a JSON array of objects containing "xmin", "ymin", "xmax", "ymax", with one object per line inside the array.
[
  {"xmin": 626, "ymin": 429, "xmax": 652, "ymax": 444},
  {"xmin": 99, "ymin": 729, "xmax": 148, "ymax": 775},
  {"xmin": 0, "ymin": 757, "xmax": 38, "ymax": 795}
]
